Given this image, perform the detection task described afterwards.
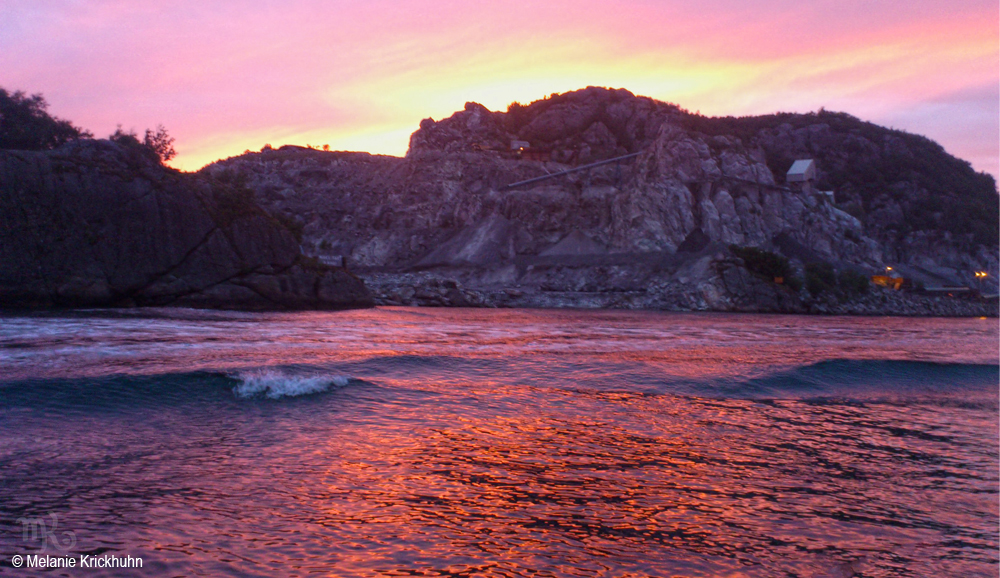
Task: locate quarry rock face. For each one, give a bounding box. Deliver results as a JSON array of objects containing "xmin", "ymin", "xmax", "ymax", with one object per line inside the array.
[
  {"xmin": 205, "ymin": 87, "xmax": 997, "ymax": 315},
  {"xmin": 0, "ymin": 140, "xmax": 373, "ymax": 310}
]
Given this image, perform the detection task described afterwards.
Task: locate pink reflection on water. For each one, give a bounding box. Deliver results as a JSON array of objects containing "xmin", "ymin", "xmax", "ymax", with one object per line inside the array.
[{"xmin": 0, "ymin": 308, "xmax": 996, "ymax": 576}]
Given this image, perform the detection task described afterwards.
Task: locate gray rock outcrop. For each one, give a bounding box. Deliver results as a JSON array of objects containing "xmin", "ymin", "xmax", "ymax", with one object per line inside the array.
[{"xmin": 205, "ymin": 87, "xmax": 998, "ymax": 316}]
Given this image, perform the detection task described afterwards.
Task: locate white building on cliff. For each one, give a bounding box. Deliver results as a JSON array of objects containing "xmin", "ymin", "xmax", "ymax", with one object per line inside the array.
[
  {"xmin": 786, "ymin": 159, "xmax": 816, "ymax": 184},
  {"xmin": 787, "ymin": 159, "xmax": 835, "ymax": 203}
]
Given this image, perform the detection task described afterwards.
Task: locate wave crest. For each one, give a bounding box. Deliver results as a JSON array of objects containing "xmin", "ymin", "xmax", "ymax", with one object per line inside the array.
[
  {"xmin": 735, "ymin": 359, "xmax": 999, "ymax": 400},
  {"xmin": 232, "ymin": 369, "xmax": 352, "ymax": 399}
]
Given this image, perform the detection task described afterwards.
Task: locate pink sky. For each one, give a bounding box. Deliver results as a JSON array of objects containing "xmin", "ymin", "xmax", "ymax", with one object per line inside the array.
[{"xmin": 2, "ymin": 0, "xmax": 997, "ymax": 178}]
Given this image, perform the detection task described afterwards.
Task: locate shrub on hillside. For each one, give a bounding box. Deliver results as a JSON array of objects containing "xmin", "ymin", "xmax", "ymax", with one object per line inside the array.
[
  {"xmin": 805, "ymin": 261, "xmax": 871, "ymax": 298},
  {"xmin": 0, "ymin": 88, "xmax": 91, "ymax": 150},
  {"xmin": 805, "ymin": 262, "xmax": 837, "ymax": 295},
  {"xmin": 109, "ymin": 125, "xmax": 176, "ymax": 164},
  {"xmin": 729, "ymin": 245, "xmax": 792, "ymax": 281},
  {"xmin": 838, "ymin": 269, "xmax": 870, "ymax": 295}
]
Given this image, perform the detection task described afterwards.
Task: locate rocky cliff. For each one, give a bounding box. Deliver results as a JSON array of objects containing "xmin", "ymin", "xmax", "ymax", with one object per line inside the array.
[
  {"xmin": 0, "ymin": 140, "xmax": 373, "ymax": 310},
  {"xmin": 206, "ymin": 87, "xmax": 998, "ymax": 315}
]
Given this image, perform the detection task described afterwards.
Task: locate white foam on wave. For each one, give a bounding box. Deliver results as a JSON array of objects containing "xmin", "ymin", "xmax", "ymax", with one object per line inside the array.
[{"xmin": 233, "ymin": 369, "xmax": 352, "ymax": 399}]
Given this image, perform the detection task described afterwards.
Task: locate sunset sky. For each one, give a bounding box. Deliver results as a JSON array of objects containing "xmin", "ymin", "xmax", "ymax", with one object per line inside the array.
[{"xmin": 2, "ymin": 0, "xmax": 997, "ymax": 178}]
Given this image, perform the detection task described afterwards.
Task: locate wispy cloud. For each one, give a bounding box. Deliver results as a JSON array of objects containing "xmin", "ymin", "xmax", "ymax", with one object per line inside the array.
[{"xmin": 1, "ymin": 0, "xmax": 996, "ymax": 177}]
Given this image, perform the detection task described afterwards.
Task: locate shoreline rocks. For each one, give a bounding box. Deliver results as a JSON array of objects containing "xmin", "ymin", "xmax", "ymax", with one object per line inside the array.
[{"xmin": 363, "ymin": 270, "xmax": 998, "ymax": 318}]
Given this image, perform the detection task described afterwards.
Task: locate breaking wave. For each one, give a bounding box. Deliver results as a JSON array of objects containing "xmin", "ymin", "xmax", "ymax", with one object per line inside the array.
[
  {"xmin": 728, "ymin": 359, "xmax": 999, "ymax": 400},
  {"xmin": 231, "ymin": 369, "xmax": 353, "ymax": 399}
]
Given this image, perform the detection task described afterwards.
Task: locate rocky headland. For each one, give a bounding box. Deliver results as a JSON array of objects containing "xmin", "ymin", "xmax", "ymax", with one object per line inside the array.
[
  {"xmin": 205, "ymin": 87, "xmax": 998, "ymax": 316},
  {"xmin": 0, "ymin": 139, "xmax": 373, "ymax": 310}
]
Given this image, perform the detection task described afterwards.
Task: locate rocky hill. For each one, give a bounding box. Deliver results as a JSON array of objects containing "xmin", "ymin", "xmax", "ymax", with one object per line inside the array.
[
  {"xmin": 0, "ymin": 139, "xmax": 373, "ymax": 310},
  {"xmin": 206, "ymin": 87, "xmax": 997, "ymax": 315}
]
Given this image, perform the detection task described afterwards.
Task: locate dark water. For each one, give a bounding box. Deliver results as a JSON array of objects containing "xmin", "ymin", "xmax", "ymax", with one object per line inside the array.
[{"xmin": 1, "ymin": 308, "xmax": 997, "ymax": 577}]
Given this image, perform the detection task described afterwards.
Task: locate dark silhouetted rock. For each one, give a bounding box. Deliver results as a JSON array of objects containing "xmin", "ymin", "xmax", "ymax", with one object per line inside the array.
[{"xmin": 0, "ymin": 140, "xmax": 373, "ymax": 310}]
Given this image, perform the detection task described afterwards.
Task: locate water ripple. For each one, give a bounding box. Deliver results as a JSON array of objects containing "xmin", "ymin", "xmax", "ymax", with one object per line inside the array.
[{"xmin": 0, "ymin": 309, "xmax": 996, "ymax": 577}]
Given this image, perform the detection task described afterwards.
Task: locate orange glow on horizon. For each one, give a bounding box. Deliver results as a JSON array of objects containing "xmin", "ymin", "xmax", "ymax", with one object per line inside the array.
[{"xmin": 1, "ymin": 1, "xmax": 995, "ymax": 176}]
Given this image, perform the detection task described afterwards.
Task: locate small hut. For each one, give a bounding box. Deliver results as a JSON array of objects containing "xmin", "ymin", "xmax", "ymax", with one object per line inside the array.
[{"xmin": 786, "ymin": 159, "xmax": 816, "ymax": 183}]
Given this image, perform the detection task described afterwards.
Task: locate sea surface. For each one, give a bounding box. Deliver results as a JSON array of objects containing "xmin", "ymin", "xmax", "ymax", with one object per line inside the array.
[{"xmin": 0, "ymin": 308, "xmax": 997, "ymax": 577}]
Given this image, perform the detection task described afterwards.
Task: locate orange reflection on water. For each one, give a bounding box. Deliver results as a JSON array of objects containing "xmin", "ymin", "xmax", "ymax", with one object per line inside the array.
[{"xmin": 2, "ymin": 308, "xmax": 996, "ymax": 577}]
